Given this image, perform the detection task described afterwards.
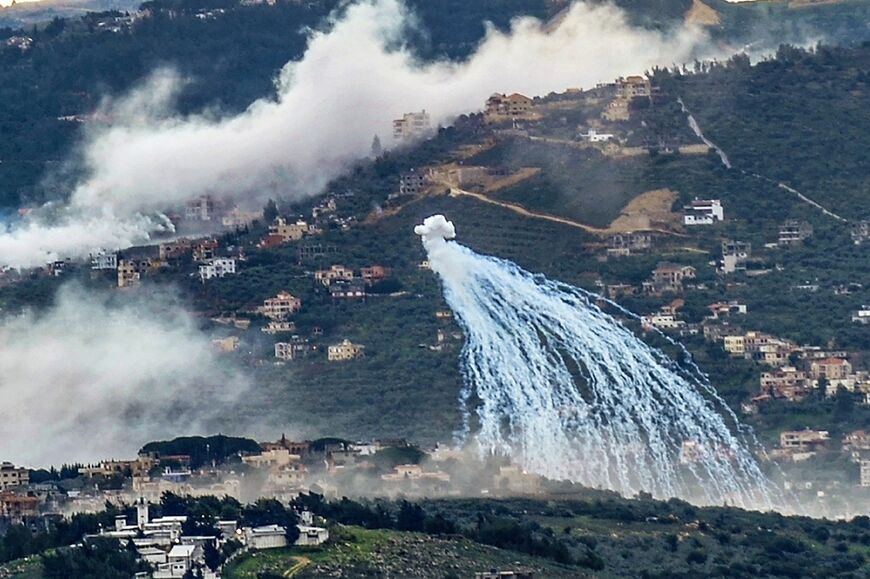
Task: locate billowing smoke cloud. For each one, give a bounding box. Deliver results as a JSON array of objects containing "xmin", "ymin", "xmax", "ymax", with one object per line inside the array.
[
  {"xmin": 0, "ymin": 285, "xmax": 248, "ymax": 467},
  {"xmin": 0, "ymin": 0, "xmax": 713, "ymax": 267}
]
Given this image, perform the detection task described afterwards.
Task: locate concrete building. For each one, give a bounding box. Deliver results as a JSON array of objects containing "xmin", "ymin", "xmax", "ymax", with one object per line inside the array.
[
  {"xmin": 90, "ymin": 250, "xmax": 118, "ymax": 271},
  {"xmin": 861, "ymin": 460, "xmax": 870, "ymax": 488},
  {"xmin": 760, "ymin": 367, "xmax": 815, "ymax": 401},
  {"xmin": 259, "ymin": 291, "xmax": 302, "ymax": 320},
  {"xmin": 606, "ymin": 232, "xmax": 652, "ymax": 257},
  {"xmin": 399, "ymin": 170, "xmax": 426, "ymax": 196},
  {"xmin": 158, "ymin": 239, "xmax": 192, "ymax": 261},
  {"xmin": 314, "ymin": 264, "xmax": 354, "ymax": 286},
  {"xmin": 117, "ymin": 259, "xmax": 149, "ymax": 288},
  {"xmin": 199, "ymin": 257, "xmax": 237, "ymax": 281},
  {"xmin": 810, "ymin": 358, "xmax": 853, "ymax": 381},
  {"xmin": 778, "ymin": 220, "xmax": 813, "ymax": 246},
  {"xmin": 616, "ymin": 75, "xmax": 651, "ymax": 99},
  {"xmin": 245, "ymin": 525, "xmax": 288, "ymax": 550},
  {"xmin": 269, "ymin": 217, "xmax": 310, "ymax": 242},
  {"xmin": 328, "ymin": 339, "xmax": 365, "ymax": 361},
  {"xmin": 852, "ymin": 306, "xmax": 870, "ymax": 325},
  {"xmin": 780, "ymin": 429, "xmax": 830, "ymax": 451},
  {"xmin": 274, "ymin": 338, "xmax": 313, "ymax": 361},
  {"xmin": 184, "ymin": 195, "xmax": 216, "ymax": 222},
  {"xmin": 192, "ymin": 239, "xmax": 218, "ymax": 262},
  {"xmin": 485, "ymin": 93, "xmax": 535, "ymax": 121},
  {"xmin": 262, "ymin": 320, "xmax": 296, "ymax": 335},
  {"xmin": 649, "ymin": 263, "xmax": 696, "ymax": 293},
  {"xmin": 392, "ymin": 110, "xmax": 431, "ymax": 141},
  {"xmin": 0, "ymin": 462, "xmax": 29, "ymax": 490},
  {"xmin": 330, "ymin": 280, "xmax": 367, "ymax": 301},
  {"xmin": 683, "ymin": 199, "xmax": 724, "ymax": 225}
]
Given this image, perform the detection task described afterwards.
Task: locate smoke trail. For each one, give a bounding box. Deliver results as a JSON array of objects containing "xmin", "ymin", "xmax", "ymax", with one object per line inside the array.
[
  {"xmin": 0, "ymin": 0, "xmax": 713, "ymax": 268},
  {"xmin": 416, "ymin": 215, "xmax": 783, "ymax": 509}
]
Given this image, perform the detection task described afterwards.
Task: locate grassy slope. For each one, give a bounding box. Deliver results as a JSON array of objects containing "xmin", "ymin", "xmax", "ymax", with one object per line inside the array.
[{"xmin": 225, "ymin": 526, "xmax": 580, "ymax": 579}]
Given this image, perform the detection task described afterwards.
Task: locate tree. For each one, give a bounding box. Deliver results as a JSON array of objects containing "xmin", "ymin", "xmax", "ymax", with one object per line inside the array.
[
  {"xmin": 203, "ymin": 542, "xmax": 222, "ymax": 572},
  {"xmin": 371, "ymin": 135, "xmax": 383, "ymax": 157}
]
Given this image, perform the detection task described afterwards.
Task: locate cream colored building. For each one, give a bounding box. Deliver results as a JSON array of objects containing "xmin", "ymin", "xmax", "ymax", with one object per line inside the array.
[
  {"xmin": 0, "ymin": 462, "xmax": 29, "ymax": 490},
  {"xmin": 314, "ymin": 265, "xmax": 354, "ymax": 286},
  {"xmin": 269, "ymin": 218, "xmax": 309, "ymax": 242},
  {"xmin": 327, "ymin": 339, "xmax": 365, "ymax": 361},
  {"xmin": 259, "ymin": 291, "xmax": 302, "ymax": 320}
]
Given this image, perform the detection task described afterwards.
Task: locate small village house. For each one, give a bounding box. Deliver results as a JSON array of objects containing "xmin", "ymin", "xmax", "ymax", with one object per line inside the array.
[
  {"xmin": 259, "ymin": 291, "xmax": 302, "ymax": 320},
  {"xmin": 314, "ymin": 264, "xmax": 354, "ymax": 286},
  {"xmin": 484, "ymin": 93, "xmax": 535, "ymax": 122},
  {"xmin": 328, "ymin": 339, "xmax": 365, "ymax": 361},
  {"xmin": 199, "ymin": 257, "xmax": 236, "ymax": 281},
  {"xmin": 0, "ymin": 462, "xmax": 29, "ymax": 490},
  {"xmin": 90, "ymin": 250, "xmax": 118, "ymax": 271}
]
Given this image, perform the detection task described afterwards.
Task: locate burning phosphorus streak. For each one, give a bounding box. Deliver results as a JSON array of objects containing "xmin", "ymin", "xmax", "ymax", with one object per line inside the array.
[{"xmin": 416, "ymin": 215, "xmax": 782, "ymax": 509}]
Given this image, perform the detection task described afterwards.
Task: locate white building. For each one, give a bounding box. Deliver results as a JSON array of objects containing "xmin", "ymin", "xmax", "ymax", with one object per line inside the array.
[
  {"xmin": 199, "ymin": 257, "xmax": 237, "ymax": 281},
  {"xmin": 296, "ymin": 525, "xmax": 329, "ymax": 546},
  {"xmin": 90, "ymin": 250, "xmax": 119, "ymax": 271},
  {"xmin": 862, "ymin": 460, "xmax": 870, "ymax": 488},
  {"xmin": 578, "ymin": 128, "xmax": 615, "ymax": 142},
  {"xmin": 244, "ymin": 525, "xmax": 288, "ymax": 550},
  {"xmin": 683, "ymin": 199, "xmax": 724, "ymax": 225},
  {"xmin": 852, "ymin": 306, "xmax": 870, "ymax": 325},
  {"xmin": 392, "ymin": 110, "xmax": 431, "ymax": 141}
]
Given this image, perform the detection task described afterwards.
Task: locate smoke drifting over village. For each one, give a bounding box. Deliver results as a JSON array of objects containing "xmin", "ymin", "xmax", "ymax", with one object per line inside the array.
[
  {"xmin": 0, "ymin": 285, "xmax": 248, "ymax": 467},
  {"xmin": 0, "ymin": 0, "xmax": 712, "ymax": 268}
]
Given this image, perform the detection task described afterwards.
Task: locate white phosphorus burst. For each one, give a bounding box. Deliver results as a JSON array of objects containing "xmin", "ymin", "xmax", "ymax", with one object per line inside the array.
[{"xmin": 416, "ymin": 215, "xmax": 783, "ymax": 510}]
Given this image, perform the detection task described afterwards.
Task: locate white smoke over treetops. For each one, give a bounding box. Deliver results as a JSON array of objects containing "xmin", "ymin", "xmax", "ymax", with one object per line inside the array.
[
  {"xmin": 0, "ymin": 285, "xmax": 247, "ymax": 467},
  {"xmin": 0, "ymin": 0, "xmax": 712, "ymax": 268}
]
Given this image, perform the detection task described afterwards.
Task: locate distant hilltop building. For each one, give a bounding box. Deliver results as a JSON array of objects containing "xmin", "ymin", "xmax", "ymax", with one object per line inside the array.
[
  {"xmin": 259, "ymin": 291, "xmax": 302, "ymax": 320},
  {"xmin": 616, "ymin": 75, "xmax": 652, "ymax": 99},
  {"xmin": 90, "ymin": 250, "xmax": 118, "ymax": 271},
  {"xmin": 683, "ymin": 198, "xmax": 724, "ymax": 226},
  {"xmin": 392, "ymin": 110, "xmax": 431, "ymax": 141},
  {"xmin": 484, "ymin": 93, "xmax": 535, "ymax": 122}
]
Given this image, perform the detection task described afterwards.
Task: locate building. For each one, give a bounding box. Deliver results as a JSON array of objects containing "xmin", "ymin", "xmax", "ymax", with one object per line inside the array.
[
  {"xmin": 780, "ymin": 430, "xmax": 829, "ymax": 452},
  {"xmin": 159, "ymin": 239, "xmax": 192, "ymax": 261},
  {"xmin": 484, "ymin": 93, "xmax": 535, "ymax": 121},
  {"xmin": 578, "ymin": 128, "xmax": 615, "ymax": 142},
  {"xmin": 296, "ymin": 525, "xmax": 329, "ymax": 546},
  {"xmin": 851, "ymin": 306, "xmax": 870, "ymax": 325},
  {"xmin": 721, "ymin": 240, "xmax": 751, "ymax": 273},
  {"xmin": 192, "ymin": 239, "xmax": 219, "ymax": 262},
  {"xmin": 90, "ymin": 250, "xmax": 118, "ymax": 271},
  {"xmin": 649, "ymin": 263, "xmax": 696, "ymax": 293},
  {"xmin": 330, "ymin": 280, "xmax": 366, "ymax": 301},
  {"xmin": 778, "ymin": 220, "xmax": 813, "ymax": 246},
  {"xmin": 744, "ymin": 331, "xmax": 796, "ymax": 366},
  {"xmin": 861, "ymin": 460, "xmax": 870, "ymax": 488},
  {"xmin": 809, "ymin": 358, "xmax": 853, "ymax": 381},
  {"xmin": 327, "ymin": 339, "xmax": 365, "ymax": 361},
  {"xmin": 185, "ymin": 195, "xmax": 216, "ymax": 221},
  {"xmin": 117, "ymin": 259, "xmax": 148, "ymax": 288},
  {"xmin": 398, "ymin": 170, "xmax": 426, "ymax": 196},
  {"xmin": 274, "ymin": 338, "xmax": 314, "ymax": 361},
  {"xmin": 199, "ymin": 257, "xmax": 237, "ymax": 281},
  {"xmin": 259, "ymin": 291, "xmax": 302, "ymax": 320},
  {"xmin": 616, "ymin": 76, "xmax": 651, "ymax": 99},
  {"xmin": 269, "ymin": 217, "xmax": 310, "ymax": 242},
  {"xmin": 723, "ymin": 335, "xmax": 746, "ymax": 356},
  {"xmin": 707, "ymin": 301, "xmax": 747, "ymax": 320},
  {"xmin": 606, "ymin": 232, "xmax": 652, "ymax": 257},
  {"xmin": 392, "ymin": 110, "xmax": 431, "ymax": 141},
  {"xmin": 314, "ymin": 265, "xmax": 354, "ymax": 287},
  {"xmin": 0, "ymin": 492, "xmax": 39, "ymax": 520},
  {"xmin": 222, "ymin": 206, "xmax": 261, "ymax": 229},
  {"xmin": 641, "ymin": 313, "xmax": 685, "ymax": 331},
  {"xmin": 683, "ymin": 199, "xmax": 724, "ymax": 225},
  {"xmin": 211, "ymin": 336, "xmax": 239, "ymax": 353},
  {"xmin": 0, "ymin": 462, "xmax": 29, "ymax": 490},
  {"xmin": 360, "ymin": 265, "xmax": 390, "ymax": 284},
  {"xmin": 852, "ymin": 221, "xmax": 870, "ymax": 245},
  {"xmin": 244, "ymin": 525, "xmax": 288, "ymax": 550},
  {"xmin": 760, "ymin": 367, "xmax": 815, "ymax": 401},
  {"xmin": 262, "ymin": 320, "xmax": 296, "ymax": 335}
]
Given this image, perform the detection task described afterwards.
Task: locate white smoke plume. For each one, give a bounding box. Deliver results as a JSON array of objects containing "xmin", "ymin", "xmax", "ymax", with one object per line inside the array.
[
  {"xmin": 0, "ymin": 285, "xmax": 248, "ymax": 467},
  {"xmin": 0, "ymin": 0, "xmax": 713, "ymax": 268}
]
